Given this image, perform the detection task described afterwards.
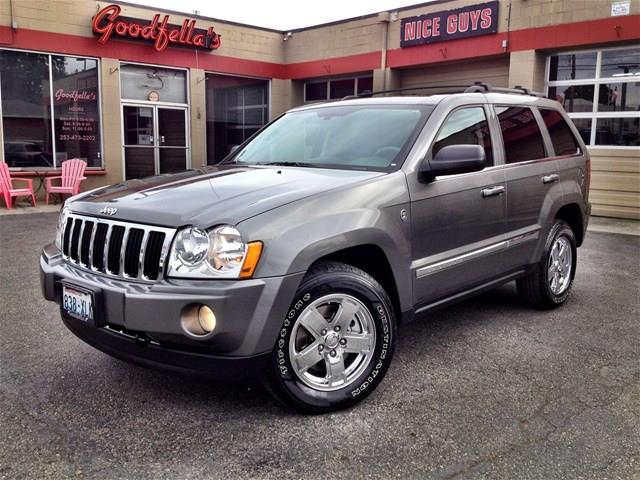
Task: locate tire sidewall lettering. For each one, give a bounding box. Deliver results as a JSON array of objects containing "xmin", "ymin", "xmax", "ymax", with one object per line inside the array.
[{"xmin": 274, "ymin": 280, "xmax": 394, "ymax": 404}]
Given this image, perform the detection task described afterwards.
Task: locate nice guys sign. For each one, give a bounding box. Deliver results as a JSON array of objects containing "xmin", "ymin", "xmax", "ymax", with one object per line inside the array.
[
  {"xmin": 400, "ymin": 1, "xmax": 498, "ymax": 47},
  {"xmin": 92, "ymin": 4, "xmax": 221, "ymax": 52}
]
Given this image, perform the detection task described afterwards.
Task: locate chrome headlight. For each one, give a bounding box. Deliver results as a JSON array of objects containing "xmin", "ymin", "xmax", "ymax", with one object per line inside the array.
[
  {"xmin": 54, "ymin": 206, "xmax": 69, "ymax": 250},
  {"xmin": 167, "ymin": 225, "xmax": 262, "ymax": 279}
]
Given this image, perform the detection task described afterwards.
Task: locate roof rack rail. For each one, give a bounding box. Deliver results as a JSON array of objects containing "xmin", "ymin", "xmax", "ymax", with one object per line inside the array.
[
  {"xmin": 464, "ymin": 81, "xmax": 546, "ymax": 97},
  {"xmin": 342, "ymin": 84, "xmax": 472, "ymax": 100},
  {"xmin": 342, "ymin": 81, "xmax": 546, "ymax": 100}
]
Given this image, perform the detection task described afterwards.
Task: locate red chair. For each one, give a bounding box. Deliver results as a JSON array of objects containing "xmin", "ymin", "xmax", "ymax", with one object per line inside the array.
[
  {"xmin": 0, "ymin": 162, "xmax": 37, "ymax": 209},
  {"xmin": 45, "ymin": 159, "xmax": 87, "ymax": 204}
]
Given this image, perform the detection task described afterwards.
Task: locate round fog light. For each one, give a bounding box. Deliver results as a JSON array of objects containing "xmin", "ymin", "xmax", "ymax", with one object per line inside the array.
[
  {"xmin": 181, "ymin": 304, "xmax": 217, "ymax": 337},
  {"xmin": 198, "ymin": 305, "xmax": 216, "ymax": 333}
]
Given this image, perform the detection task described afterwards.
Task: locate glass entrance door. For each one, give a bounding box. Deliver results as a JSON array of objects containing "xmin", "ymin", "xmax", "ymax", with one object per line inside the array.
[{"xmin": 123, "ymin": 105, "xmax": 188, "ymax": 180}]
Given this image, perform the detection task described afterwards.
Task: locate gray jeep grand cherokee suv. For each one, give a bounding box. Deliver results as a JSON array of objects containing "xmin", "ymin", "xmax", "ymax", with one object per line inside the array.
[{"xmin": 40, "ymin": 84, "xmax": 590, "ymax": 412}]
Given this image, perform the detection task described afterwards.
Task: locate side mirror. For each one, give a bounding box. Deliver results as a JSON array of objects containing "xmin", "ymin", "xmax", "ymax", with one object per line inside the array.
[
  {"xmin": 229, "ymin": 145, "xmax": 240, "ymax": 154},
  {"xmin": 419, "ymin": 144, "xmax": 486, "ymax": 181}
]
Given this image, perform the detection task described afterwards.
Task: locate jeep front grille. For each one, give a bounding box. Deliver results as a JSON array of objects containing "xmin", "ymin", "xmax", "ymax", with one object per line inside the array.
[{"xmin": 61, "ymin": 214, "xmax": 176, "ymax": 282}]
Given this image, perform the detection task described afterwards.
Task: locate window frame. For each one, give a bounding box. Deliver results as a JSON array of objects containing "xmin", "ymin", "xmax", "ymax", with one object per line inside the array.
[
  {"xmin": 492, "ymin": 105, "xmax": 551, "ymax": 165},
  {"xmin": 0, "ymin": 46, "xmax": 104, "ymax": 169},
  {"xmin": 428, "ymin": 104, "xmax": 497, "ymax": 167},
  {"xmin": 203, "ymin": 70, "xmax": 272, "ymax": 165},
  {"xmin": 545, "ymin": 44, "xmax": 640, "ymax": 149},
  {"xmin": 537, "ymin": 107, "xmax": 584, "ymax": 159},
  {"xmin": 303, "ymin": 74, "xmax": 374, "ymax": 103}
]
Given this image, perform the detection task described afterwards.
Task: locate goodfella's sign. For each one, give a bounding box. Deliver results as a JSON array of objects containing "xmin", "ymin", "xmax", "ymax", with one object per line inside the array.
[
  {"xmin": 400, "ymin": 1, "xmax": 498, "ymax": 48},
  {"xmin": 92, "ymin": 4, "xmax": 221, "ymax": 52}
]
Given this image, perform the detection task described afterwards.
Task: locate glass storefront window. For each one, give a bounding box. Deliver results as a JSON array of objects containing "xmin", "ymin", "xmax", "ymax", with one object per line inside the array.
[
  {"xmin": 304, "ymin": 74, "xmax": 373, "ymax": 102},
  {"xmin": 595, "ymin": 118, "xmax": 640, "ymax": 146},
  {"xmin": 357, "ymin": 76, "xmax": 373, "ymax": 95},
  {"xmin": 205, "ymin": 73, "xmax": 269, "ymax": 164},
  {"xmin": 52, "ymin": 56, "xmax": 101, "ymax": 166},
  {"xmin": 597, "ymin": 82, "xmax": 640, "ymax": 112},
  {"xmin": 1, "ymin": 49, "xmax": 102, "ymax": 168},
  {"xmin": 548, "ymin": 85, "xmax": 595, "ymax": 112},
  {"xmin": 548, "ymin": 52, "xmax": 597, "ymax": 82},
  {"xmin": 600, "ymin": 48, "xmax": 640, "ymax": 79},
  {"xmin": 0, "ymin": 50, "xmax": 54, "ymax": 167},
  {"xmin": 305, "ymin": 82, "xmax": 327, "ymax": 101},
  {"xmin": 120, "ymin": 64, "xmax": 187, "ymax": 104},
  {"xmin": 546, "ymin": 46, "xmax": 640, "ymax": 147},
  {"xmin": 330, "ymin": 78, "xmax": 355, "ymax": 99}
]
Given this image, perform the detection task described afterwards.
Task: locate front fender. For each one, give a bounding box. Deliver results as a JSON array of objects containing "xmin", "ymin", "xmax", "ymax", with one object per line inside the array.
[{"xmin": 237, "ymin": 172, "xmax": 413, "ymax": 312}]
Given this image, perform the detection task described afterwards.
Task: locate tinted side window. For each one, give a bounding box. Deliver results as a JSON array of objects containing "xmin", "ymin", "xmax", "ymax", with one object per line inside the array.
[
  {"xmin": 539, "ymin": 108, "xmax": 582, "ymax": 157},
  {"xmin": 432, "ymin": 107, "xmax": 493, "ymax": 166},
  {"xmin": 496, "ymin": 106, "xmax": 547, "ymax": 164}
]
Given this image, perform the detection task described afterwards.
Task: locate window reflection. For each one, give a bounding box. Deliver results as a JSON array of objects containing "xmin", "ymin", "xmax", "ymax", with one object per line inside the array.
[
  {"xmin": 205, "ymin": 73, "xmax": 269, "ymax": 164},
  {"xmin": 0, "ymin": 50, "xmax": 53, "ymax": 167}
]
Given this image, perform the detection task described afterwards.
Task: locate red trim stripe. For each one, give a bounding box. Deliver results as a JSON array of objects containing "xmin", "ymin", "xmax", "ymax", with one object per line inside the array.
[
  {"xmin": 285, "ymin": 51, "xmax": 381, "ymax": 79},
  {"xmin": 0, "ymin": 26, "xmax": 286, "ymax": 78},
  {"xmin": 0, "ymin": 15, "xmax": 638, "ymax": 78}
]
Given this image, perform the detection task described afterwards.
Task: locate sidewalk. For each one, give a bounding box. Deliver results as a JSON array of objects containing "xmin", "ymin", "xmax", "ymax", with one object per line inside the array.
[
  {"xmin": 588, "ymin": 216, "xmax": 640, "ymax": 236},
  {"xmin": 0, "ymin": 204, "xmax": 62, "ymax": 216}
]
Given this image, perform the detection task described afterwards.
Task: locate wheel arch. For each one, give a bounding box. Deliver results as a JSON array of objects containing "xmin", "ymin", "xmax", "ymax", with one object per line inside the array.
[
  {"xmin": 555, "ymin": 203, "xmax": 585, "ymax": 247},
  {"xmin": 308, "ymin": 244, "xmax": 406, "ymax": 323}
]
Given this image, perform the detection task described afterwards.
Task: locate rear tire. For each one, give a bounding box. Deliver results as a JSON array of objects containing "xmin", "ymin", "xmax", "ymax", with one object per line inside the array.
[
  {"xmin": 266, "ymin": 261, "xmax": 396, "ymax": 413},
  {"xmin": 517, "ymin": 220, "xmax": 577, "ymax": 309}
]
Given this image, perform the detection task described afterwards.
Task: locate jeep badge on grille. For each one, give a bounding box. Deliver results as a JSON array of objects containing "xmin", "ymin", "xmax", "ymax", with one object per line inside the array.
[{"xmin": 99, "ymin": 206, "xmax": 118, "ymax": 216}]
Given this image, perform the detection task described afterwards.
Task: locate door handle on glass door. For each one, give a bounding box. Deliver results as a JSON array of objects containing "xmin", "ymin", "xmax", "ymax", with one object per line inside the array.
[
  {"xmin": 481, "ymin": 186, "xmax": 505, "ymax": 198},
  {"xmin": 542, "ymin": 174, "xmax": 559, "ymax": 184}
]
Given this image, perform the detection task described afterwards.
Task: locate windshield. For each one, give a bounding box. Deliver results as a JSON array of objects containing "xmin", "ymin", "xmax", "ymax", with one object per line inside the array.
[{"xmin": 223, "ymin": 104, "xmax": 433, "ymax": 171}]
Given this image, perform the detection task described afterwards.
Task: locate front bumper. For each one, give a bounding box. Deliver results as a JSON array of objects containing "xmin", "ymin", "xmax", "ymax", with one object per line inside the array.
[{"xmin": 40, "ymin": 244, "xmax": 304, "ymax": 378}]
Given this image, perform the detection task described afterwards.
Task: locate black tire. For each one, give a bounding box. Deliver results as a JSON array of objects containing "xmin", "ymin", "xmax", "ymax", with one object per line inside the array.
[
  {"xmin": 266, "ymin": 261, "xmax": 396, "ymax": 413},
  {"xmin": 517, "ymin": 220, "xmax": 577, "ymax": 309}
]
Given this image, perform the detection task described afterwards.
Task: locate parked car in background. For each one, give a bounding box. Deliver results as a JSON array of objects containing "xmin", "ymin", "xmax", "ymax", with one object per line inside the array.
[{"xmin": 40, "ymin": 83, "xmax": 590, "ymax": 413}]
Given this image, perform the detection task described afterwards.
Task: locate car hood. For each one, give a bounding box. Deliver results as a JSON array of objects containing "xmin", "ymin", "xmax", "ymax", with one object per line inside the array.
[{"xmin": 70, "ymin": 165, "xmax": 384, "ymax": 227}]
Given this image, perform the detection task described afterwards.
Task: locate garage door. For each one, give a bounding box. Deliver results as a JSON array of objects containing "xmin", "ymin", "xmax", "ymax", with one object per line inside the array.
[{"xmin": 400, "ymin": 57, "xmax": 510, "ymax": 90}]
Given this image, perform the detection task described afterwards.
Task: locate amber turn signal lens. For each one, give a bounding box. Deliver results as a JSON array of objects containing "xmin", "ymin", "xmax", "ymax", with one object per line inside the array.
[{"xmin": 240, "ymin": 241, "xmax": 263, "ymax": 279}]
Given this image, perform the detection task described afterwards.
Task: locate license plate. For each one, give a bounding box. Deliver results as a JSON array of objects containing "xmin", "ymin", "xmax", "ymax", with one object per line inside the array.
[{"xmin": 62, "ymin": 286, "xmax": 94, "ymax": 322}]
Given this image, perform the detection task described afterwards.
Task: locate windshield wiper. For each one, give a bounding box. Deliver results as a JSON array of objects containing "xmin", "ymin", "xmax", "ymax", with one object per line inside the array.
[{"xmin": 257, "ymin": 161, "xmax": 316, "ymax": 168}]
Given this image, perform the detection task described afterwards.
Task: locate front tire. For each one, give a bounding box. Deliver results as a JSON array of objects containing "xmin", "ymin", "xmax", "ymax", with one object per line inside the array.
[
  {"xmin": 267, "ymin": 261, "xmax": 396, "ymax": 413},
  {"xmin": 517, "ymin": 220, "xmax": 577, "ymax": 309}
]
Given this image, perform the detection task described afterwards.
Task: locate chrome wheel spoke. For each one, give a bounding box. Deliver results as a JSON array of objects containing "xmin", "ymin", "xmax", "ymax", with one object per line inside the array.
[
  {"xmin": 289, "ymin": 293, "xmax": 377, "ymax": 392},
  {"xmin": 332, "ymin": 298, "xmax": 360, "ymax": 330},
  {"xmin": 298, "ymin": 307, "xmax": 328, "ymax": 339},
  {"xmin": 548, "ymin": 236, "xmax": 572, "ymax": 295},
  {"xmin": 326, "ymin": 357, "xmax": 346, "ymax": 387},
  {"xmin": 342, "ymin": 332, "xmax": 373, "ymax": 354},
  {"xmin": 293, "ymin": 342, "xmax": 323, "ymax": 373}
]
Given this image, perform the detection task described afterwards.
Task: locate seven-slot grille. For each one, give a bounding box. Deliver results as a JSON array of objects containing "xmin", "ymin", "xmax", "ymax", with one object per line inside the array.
[{"xmin": 61, "ymin": 214, "xmax": 176, "ymax": 282}]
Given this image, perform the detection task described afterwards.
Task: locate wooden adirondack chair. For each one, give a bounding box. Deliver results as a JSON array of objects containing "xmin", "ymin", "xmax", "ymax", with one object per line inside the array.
[
  {"xmin": 0, "ymin": 162, "xmax": 37, "ymax": 209},
  {"xmin": 45, "ymin": 159, "xmax": 87, "ymax": 204}
]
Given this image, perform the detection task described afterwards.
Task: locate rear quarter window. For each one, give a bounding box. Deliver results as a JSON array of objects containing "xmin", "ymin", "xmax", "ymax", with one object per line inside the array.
[
  {"xmin": 495, "ymin": 106, "xmax": 547, "ymax": 164},
  {"xmin": 539, "ymin": 108, "xmax": 582, "ymax": 157}
]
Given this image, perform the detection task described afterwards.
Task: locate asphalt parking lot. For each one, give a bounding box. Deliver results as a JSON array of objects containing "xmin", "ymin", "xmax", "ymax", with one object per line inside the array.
[{"xmin": 1, "ymin": 212, "xmax": 638, "ymax": 480}]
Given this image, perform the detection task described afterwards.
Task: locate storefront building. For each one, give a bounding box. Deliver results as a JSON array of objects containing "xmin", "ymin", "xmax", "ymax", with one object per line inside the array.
[{"xmin": 0, "ymin": 0, "xmax": 638, "ymax": 218}]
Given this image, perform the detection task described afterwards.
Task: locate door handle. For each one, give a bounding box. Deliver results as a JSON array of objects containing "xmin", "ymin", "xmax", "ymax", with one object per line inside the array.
[
  {"xmin": 542, "ymin": 174, "xmax": 560, "ymax": 184},
  {"xmin": 481, "ymin": 185, "xmax": 505, "ymax": 198}
]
